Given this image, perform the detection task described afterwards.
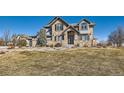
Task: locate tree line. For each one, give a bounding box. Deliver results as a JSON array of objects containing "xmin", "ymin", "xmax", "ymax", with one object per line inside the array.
[
  {"xmin": 108, "ymin": 26, "xmax": 124, "ymax": 47},
  {"xmin": 0, "ymin": 29, "xmax": 46, "ymax": 47},
  {"xmin": 0, "ymin": 26, "xmax": 124, "ymax": 47}
]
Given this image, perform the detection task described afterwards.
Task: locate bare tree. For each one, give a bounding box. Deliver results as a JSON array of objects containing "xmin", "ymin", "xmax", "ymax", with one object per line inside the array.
[
  {"xmin": 108, "ymin": 26, "xmax": 124, "ymax": 47},
  {"xmin": 0, "ymin": 38, "xmax": 4, "ymax": 46},
  {"xmin": 3, "ymin": 30, "xmax": 11, "ymax": 46},
  {"xmin": 100, "ymin": 40, "xmax": 107, "ymax": 47},
  {"xmin": 11, "ymin": 33, "xmax": 17, "ymax": 46}
]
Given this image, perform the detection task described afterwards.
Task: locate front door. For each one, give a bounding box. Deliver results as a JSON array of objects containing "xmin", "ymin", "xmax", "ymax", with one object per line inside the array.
[{"xmin": 68, "ymin": 31, "xmax": 74, "ymax": 44}]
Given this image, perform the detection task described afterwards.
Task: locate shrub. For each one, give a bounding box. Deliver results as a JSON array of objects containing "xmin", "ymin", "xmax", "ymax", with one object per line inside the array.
[
  {"xmin": 49, "ymin": 44, "xmax": 53, "ymax": 47},
  {"xmin": 17, "ymin": 40, "xmax": 27, "ymax": 47},
  {"xmin": 97, "ymin": 43, "xmax": 102, "ymax": 48},
  {"xmin": 46, "ymin": 45, "xmax": 49, "ymax": 47},
  {"xmin": 102, "ymin": 45, "xmax": 106, "ymax": 48},
  {"xmin": 0, "ymin": 51, "xmax": 5, "ymax": 54},
  {"xmin": 107, "ymin": 42, "xmax": 112, "ymax": 46},
  {"xmin": 76, "ymin": 43, "xmax": 80, "ymax": 47},
  {"xmin": 7, "ymin": 43, "xmax": 15, "ymax": 49},
  {"xmin": 55, "ymin": 43, "xmax": 62, "ymax": 47},
  {"xmin": 0, "ymin": 40, "xmax": 4, "ymax": 46},
  {"xmin": 83, "ymin": 43, "xmax": 88, "ymax": 47}
]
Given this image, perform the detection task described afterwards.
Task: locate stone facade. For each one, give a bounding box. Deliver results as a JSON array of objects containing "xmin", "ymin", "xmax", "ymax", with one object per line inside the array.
[{"xmin": 44, "ymin": 17, "xmax": 96, "ymax": 47}]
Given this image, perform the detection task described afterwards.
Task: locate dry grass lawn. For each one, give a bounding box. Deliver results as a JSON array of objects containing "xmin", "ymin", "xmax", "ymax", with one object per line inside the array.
[{"xmin": 0, "ymin": 48, "xmax": 124, "ymax": 76}]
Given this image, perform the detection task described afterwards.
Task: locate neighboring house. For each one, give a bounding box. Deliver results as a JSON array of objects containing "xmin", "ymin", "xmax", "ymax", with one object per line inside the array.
[
  {"xmin": 17, "ymin": 35, "xmax": 38, "ymax": 47},
  {"xmin": 0, "ymin": 39, "xmax": 4, "ymax": 46},
  {"xmin": 44, "ymin": 17, "xmax": 96, "ymax": 47},
  {"xmin": 28, "ymin": 36, "xmax": 37, "ymax": 47}
]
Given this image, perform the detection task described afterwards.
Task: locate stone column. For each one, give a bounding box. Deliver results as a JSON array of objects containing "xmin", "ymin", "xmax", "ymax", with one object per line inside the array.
[{"xmin": 32, "ymin": 38, "xmax": 37, "ymax": 47}]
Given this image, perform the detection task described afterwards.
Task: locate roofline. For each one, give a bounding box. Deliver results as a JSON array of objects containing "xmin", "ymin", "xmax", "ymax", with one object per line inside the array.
[
  {"xmin": 48, "ymin": 16, "xmax": 59, "ymax": 25},
  {"xmin": 89, "ymin": 23, "xmax": 96, "ymax": 26},
  {"xmin": 47, "ymin": 16, "xmax": 69, "ymax": 27},
  {"xmin": 77, "ymin": 18, "xmax": 95, "ymax": 25},
  {"xmin": 61, "ymin": 25, "xmax": 79, "ymax": 34},
  {"xmin": 44, "ymin": 17, "xmax": 95, "ymax": 29}
]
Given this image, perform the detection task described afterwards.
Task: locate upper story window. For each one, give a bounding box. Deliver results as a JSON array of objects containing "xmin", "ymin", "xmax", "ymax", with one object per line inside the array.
[
  {"xmin": 46, "ymin": 28, "xmax": 52, "ymax": 36},
  {"xmin": 81, "ymin": 23, "xmax": 88, "ymax": 30},
  {"xmin": 55, "ymin": 23, "xmax": 63, "ymax": 31}
]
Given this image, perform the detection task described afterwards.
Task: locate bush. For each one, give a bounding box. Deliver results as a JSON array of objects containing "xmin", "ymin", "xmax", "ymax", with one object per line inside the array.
[
  {"xmin": 97, "ymin": 43, "xmax": 102, "ymax": 48},
  {"xmin": 49, "ymin": 44, "xmax": 53, "ymax": 47},
  {"xmin": 55, "ymin": 43, "xmax": 62, "ymax": 47},
  {"xmin": 0, "ymin": 40, "xmax": 4, "ymax": 46},
  {"xmin": 17, "ymin": 40, "xmax": 27, "ymax": 47},
  {"xmin": 46, "ymin": 45, "xmax": 49, "ymax": 47},
  {"xmin": 83, "ymin": 43, "xmax": 88, "ymax": 47},
  {"xmin": 7, "ymin": 43, "xmax": 15, "ymax": 49},
  {"xmin": 76, "ymin": 43, "xmax": 80, "ymax": 47},
  {"xmin": 0, "ymin": 51, "xmax": 5, "ymax": 54},
  {"xmin": 102, "ymin": 45, "xmax": 106, "ymax": 48},
  {"xmin": 107, "ymin": 42, "xmax": 112, "ymax": 46},
  {"xmin": 97, "ymin": 43, "xmax": 107, "ymax": 48}
]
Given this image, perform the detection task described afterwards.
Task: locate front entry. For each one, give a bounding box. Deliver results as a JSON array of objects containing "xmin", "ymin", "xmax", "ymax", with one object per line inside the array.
[{"xmin": 68, "ymin": 31, "xmax": 74, "ymax": 44}]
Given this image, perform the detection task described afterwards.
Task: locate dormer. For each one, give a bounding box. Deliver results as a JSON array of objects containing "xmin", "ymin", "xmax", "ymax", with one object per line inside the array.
[
  {"xmin": 77, "ymin": 18, "xmax": 95, "ymax": 34},
  {"xmin": 80, "ymin": 22, "xmax": 88, "ymax": 31}
]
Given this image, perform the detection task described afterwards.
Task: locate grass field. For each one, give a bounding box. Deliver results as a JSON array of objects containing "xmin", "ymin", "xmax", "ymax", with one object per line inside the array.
[{"xmin": 0, "ymin": 48, "xmax": 124, "ymax": 76}]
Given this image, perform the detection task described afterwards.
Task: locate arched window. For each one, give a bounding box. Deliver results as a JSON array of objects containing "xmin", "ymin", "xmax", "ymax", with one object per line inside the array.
[
  {"xmin": 81, "ymin": 23, "xmax": 88, "ymax": 30},
  {"xmin": 55, "ymin": 23, "xmax": 63, "ymax": 31}
]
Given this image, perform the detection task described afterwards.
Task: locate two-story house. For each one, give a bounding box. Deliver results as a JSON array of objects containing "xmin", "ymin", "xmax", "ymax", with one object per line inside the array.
[{"xmin": 44, "ymin": 17, "xmax": 96, "ymax": 47}]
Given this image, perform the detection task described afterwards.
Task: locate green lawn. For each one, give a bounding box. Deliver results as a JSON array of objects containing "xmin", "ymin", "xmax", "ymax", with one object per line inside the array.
[{"xmin": 0, "ymin": 48, "xmax": 124, "ymax": 76}]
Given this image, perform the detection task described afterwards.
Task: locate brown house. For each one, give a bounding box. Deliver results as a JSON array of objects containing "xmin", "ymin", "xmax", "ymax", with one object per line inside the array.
[{"xmin": 44, "ymin": 17, "xmax": 96, "ymax": 47}]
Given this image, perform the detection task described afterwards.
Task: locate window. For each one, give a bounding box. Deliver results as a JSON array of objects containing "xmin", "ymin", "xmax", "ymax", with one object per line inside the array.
[
  {"xmin": 55, "ymin": 36, "xmax": 60, "ymax": 41},
  {"xmin": 46, "ymin": 36, "xmax": 52, "ymax": 40},
  {"xmin": 58, "ymin": 36, "xmax": 62, "ymax": 41},
  {"xmin": 46, "ymin": 28, "xmax": 52, "ymax": 36},
  {"xmin": 81, "ymin": 23, "xmax": 88, "ymax": 30},
  {"xmin": 54, "ymin": 36, "xmax": 56, "ymax": 41},
  {"xmin": 54, "ymin": 36, "xmax": 63, "ymax": 41},
  {"xmin": 62, "ymin": 35, "xmax": 64, "ymax": 40},
  {"xmin": 81, "ymin": 34, "xmax": 89, "ymax": 41},
  {"xmin": 55, "ymin": 24, "xmax": 63, "ymax": 31}
]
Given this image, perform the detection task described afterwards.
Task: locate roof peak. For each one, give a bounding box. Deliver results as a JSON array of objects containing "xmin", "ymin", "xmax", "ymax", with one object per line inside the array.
[
  {"xmin": 79, "ymin": 18, "xmax": 91, "ymax": 24},
  {"xmin": 47, "ymin": 16, "xmax": 69, "ymax": 26}
]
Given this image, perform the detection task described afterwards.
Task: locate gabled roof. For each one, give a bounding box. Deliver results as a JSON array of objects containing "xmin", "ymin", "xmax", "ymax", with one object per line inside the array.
[
  {"xmin": 48, "ymin": 16, "xmax": 59, "ymax": 25},
  {"xmin": 70, "ymin": 23, "xmax": 77, "ymax": 26},
  {"xmin": 77, "ymin": 18, "xmax": 95, "ymax": 26},
  {"xmin": 44, "ymin": 17, "xmax": 69, "ymax": 27},
  {"xmin": 29, "ymin": 36, "xmax": 37, "ymax": 38},
  {"xmin": 61, "ymin": 25, "xmax": 79, "ymax": 34}
]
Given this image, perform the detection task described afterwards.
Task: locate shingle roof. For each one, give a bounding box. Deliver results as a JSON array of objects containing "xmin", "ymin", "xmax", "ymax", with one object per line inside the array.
[
  {"xmin": 77, "ymin": 18, "xmax": 95, "ymax": 26},
  {"xmin": 44, "ymin": 17, "xmax": 69, "ymax": 28},
  {"xmin": 44, "ymin": 17, "xmax": 95, "ymax": 29},
  {"xmin": 69, "ymin": 23, "xmax": 77, "ymax": 26},
  {"xmin": 29, "ymin": 36, "xmax": 37, "ymax": 38},
  {"xmin": 61, "ymin": 25, "xmax": 79, "ymax": 35}
]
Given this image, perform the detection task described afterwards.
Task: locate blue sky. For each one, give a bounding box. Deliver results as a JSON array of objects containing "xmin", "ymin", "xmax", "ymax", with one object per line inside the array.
[{"xmin": 0, "ymin": 16, "xmax": 124, "ymax": 41}]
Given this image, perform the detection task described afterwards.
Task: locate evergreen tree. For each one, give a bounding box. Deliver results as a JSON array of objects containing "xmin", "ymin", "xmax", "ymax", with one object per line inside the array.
[{"xmin": 37, "ymin": 29, "xmax": 47, "ymax": 46}]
